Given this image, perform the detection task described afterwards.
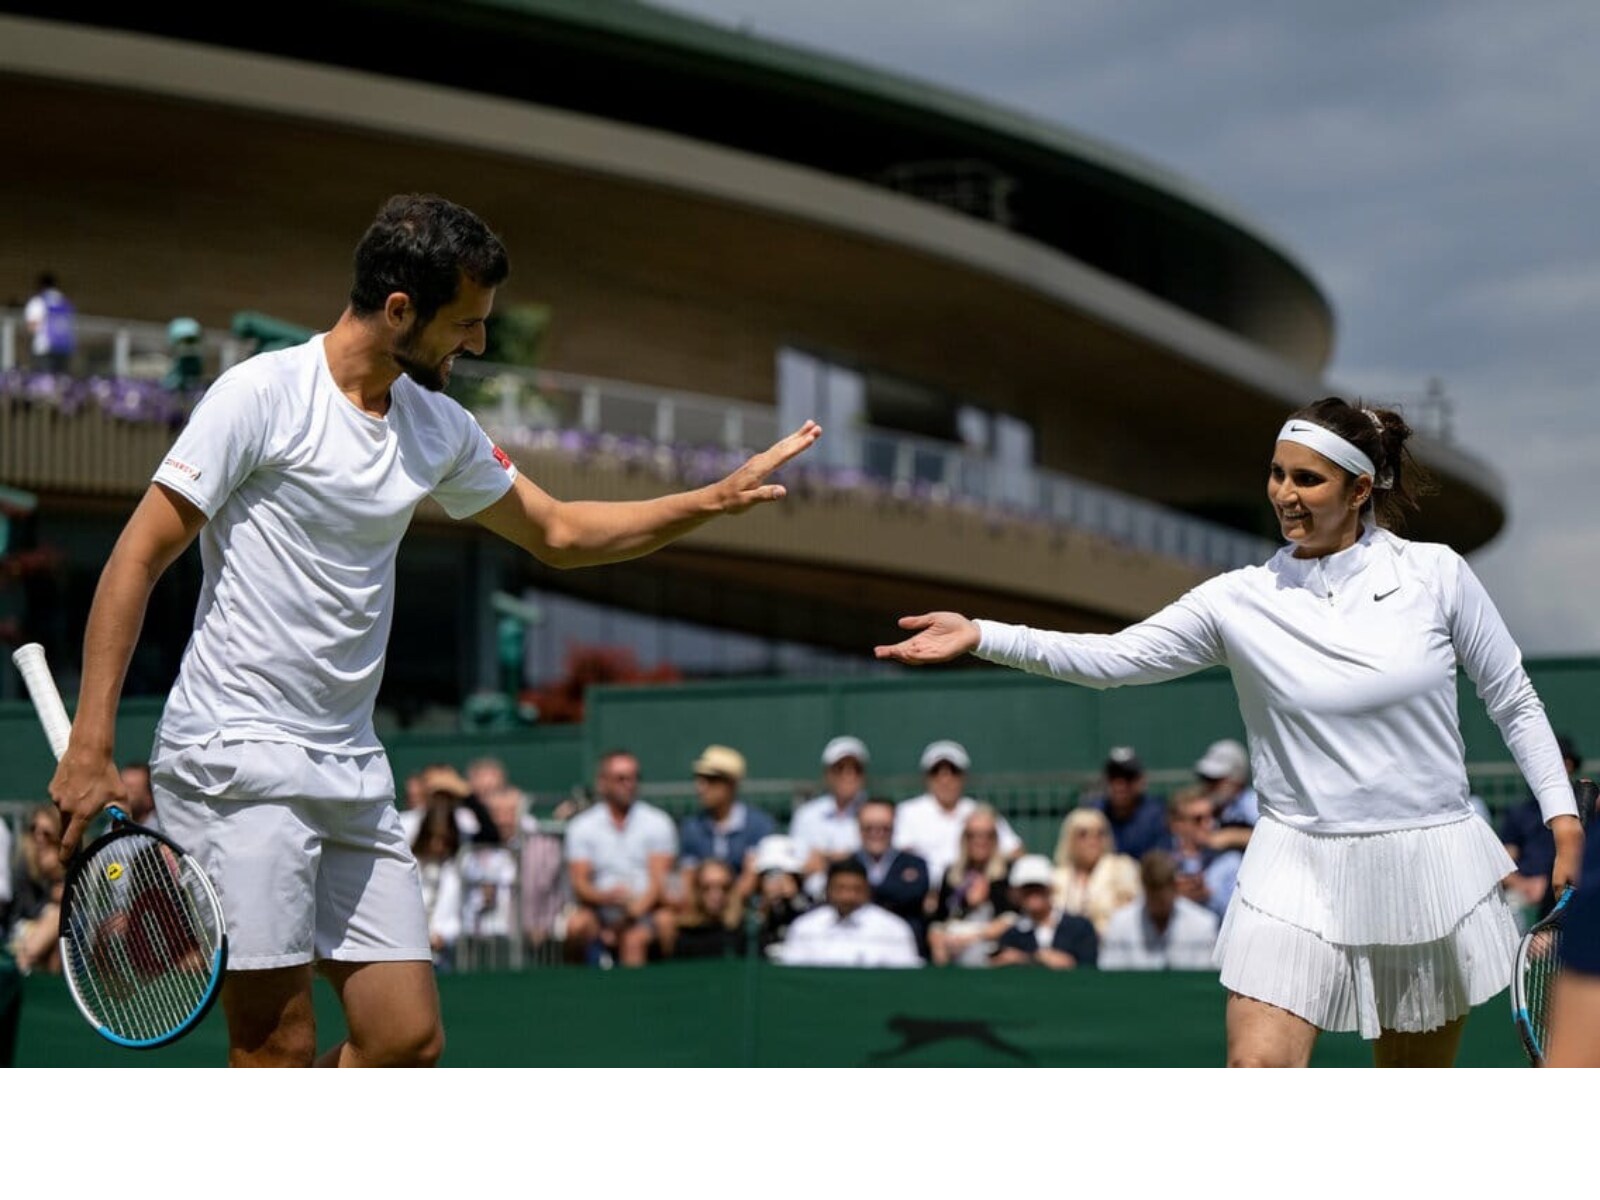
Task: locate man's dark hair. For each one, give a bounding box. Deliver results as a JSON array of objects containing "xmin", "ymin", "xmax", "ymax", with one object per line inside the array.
[
  {"xmin": 827, "ymin": 858, "xmax": 869, "ymax": 885},
  {"xmin": 349, "ymin": 194, "xmax": 509, "ymax": 322}
]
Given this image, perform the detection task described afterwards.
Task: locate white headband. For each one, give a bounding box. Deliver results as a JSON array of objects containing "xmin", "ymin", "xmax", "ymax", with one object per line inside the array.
[{"xmin": 1277, "ymin": 419, "xmax": 1378, "ymax": 481}]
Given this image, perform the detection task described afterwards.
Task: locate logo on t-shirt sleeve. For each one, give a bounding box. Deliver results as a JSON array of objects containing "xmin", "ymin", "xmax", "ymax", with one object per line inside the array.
[
  {"xmin": 162, "ymin": 456, "xmax": 202, "ymax": 481},
  {"xmin": 492, "ymin": 446, "xmax": 512, "ymax": 471}
]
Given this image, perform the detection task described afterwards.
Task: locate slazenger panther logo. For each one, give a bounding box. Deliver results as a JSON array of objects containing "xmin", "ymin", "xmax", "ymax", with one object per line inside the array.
[
  {"xmin": 492, "ymin": 446, "xmax": 512, "ymax": 471},
  {"xmin": 163, "ymin": 456, "xmax": 202, "ymax": 481}
]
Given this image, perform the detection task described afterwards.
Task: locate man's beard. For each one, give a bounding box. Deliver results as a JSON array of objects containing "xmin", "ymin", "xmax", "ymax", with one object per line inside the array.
[{"xmin": 393, "ymin": 329, "xmax": 451, "ymax": 392}]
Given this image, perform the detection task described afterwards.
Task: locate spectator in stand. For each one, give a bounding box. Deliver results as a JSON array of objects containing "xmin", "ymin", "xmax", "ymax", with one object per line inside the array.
[
  {"xmin": 162, "ymin": 317, "xmax": 206, "ymax": 392},
  {"xmin": 851, "ymin": 798, "xmax": 931, "ymax": 950},
  {"xmin": 928, "ymin": 804, "xmax": 1020, "ymax": 966},
  {"xmin": 120, "ymin": 761, "xmax": 156, "ymax": 826},
  {"xmin": 675, "ymin": 858, "xmax": 747, "ymax": 961},
  {"xmin": 1192, "ymin": 738, "xmax": 1258, "ymax": 851},
  {"xmin": 1100, "ymin": 850, "xmax": 1220, "ymax": 971},
  {"xmin": 7, "ymin": 804, "xmax": 67, "ymax": 974},
  {"xmin": 488, "ymin": 785, "xmax": 567, "ymax": 954},
  {"xmin": 991, "ymin": 854, "xmax": 1097, "ymax": 969},
  {"xmin": 678, "ymin": 744, "xmax": 775, "ymax": 906},
  {"xmin": 773, "ymin": 858, "xmax": 921, "ymax": 968},
  {"xmin": 23, "ymin": 272, "xmax": 75, "ymax": 373},
  {"xmin": 1157, "ymin": 788, "xmax": 1241, "ymax": 921},
  {"xmin": 1499, "ymin": 733, "xmax": 1580, "ymax": 925},
  {"xmin": 892, "ymin": 739, "xmax": 1022, "ymax": 887},
  {"xmin": 790, "ymin": 736, "xmax": 872, "ymax": 894},
  {"xmin": 400, "ymin": 763, "xmax": 493, "ymax": 844},
  {"xmin": 1083, "ymin": 746, "xmax": 1167, "ymax": 861},
  {"xmin": 1051, "ymin": 806, "xmax": 1141, "ymax": 936},
  {"xmin": 563, "ymin": 749, "xmax": 678, "ymax": 967},
  {"xmin": 411, "ymin": 797, "xmax": 464, "ymax": 972},
  {"xmin": 750, "ymin": 834, "xmax": 813, "ymax": 953},
  {"xmin": 467, "ymin": 756, "xmax": 509, "ymax": 804},
  {"xmin": 459, "ymin": 788, "xmax": 522, "ymax": 944}
]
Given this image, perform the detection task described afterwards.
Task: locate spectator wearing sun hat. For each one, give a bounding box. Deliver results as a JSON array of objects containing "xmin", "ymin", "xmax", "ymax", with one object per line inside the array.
[
  {"xmin": 678, "ymin": 743, "xmax": 776, "ymax": 906},
  {"xmin": 893, "ymin": 739, "xmax": 1022, "ymax": 887},
  {"xmin": 790, "ymin": 735, "xmax": 872, "ymax": 893}
]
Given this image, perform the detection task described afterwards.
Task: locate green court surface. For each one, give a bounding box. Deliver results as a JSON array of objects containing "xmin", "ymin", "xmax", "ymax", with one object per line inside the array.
[{"xmin": 9, "ymin": 960, "xmax": 1528, "ymax": 1067}]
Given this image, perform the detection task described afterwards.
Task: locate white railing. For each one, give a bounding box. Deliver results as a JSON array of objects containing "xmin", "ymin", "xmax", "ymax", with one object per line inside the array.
[
  {"xmin": 0, "ymin": 306, "xmax": 1276, "ymax": 572},
  {"xmin": 451, "ymin": 359, "xmax": 1276, "ymax": 571},
  {"xmin": 0, "ymin": 308, "xmax": 248, "ymax": 381}
]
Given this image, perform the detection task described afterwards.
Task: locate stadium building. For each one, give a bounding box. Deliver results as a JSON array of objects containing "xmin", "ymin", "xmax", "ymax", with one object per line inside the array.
[{"xmin": 0, "ymin": 1, "xmax": 1504, "ymax": 724}]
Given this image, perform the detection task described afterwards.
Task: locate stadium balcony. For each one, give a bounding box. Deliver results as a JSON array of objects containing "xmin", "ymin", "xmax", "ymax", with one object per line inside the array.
[{"xmin": 1, "ymin": 310, "xmax": 1277, "ymax": 630}]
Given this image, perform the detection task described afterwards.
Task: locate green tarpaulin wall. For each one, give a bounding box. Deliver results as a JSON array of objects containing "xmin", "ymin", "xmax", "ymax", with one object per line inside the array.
[{"xmin": 8, "ymin": 961, "xmax": 1527, "ymax": 1067}]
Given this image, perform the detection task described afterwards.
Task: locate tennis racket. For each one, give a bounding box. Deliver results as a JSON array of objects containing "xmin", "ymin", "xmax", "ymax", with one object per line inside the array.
[
  {"xmin": 11, "ymin": 642, "xmax": 228, "ymax": 1049},
  {"xmin": 1510, "ymin": 776, "xmax": 1597, "ymax": 1066}
]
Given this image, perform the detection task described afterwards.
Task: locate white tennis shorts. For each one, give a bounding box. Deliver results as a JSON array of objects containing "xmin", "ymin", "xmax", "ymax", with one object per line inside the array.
[{"xmin": 151, "ymin": 736, "xmax": 430, "ymax": 970}]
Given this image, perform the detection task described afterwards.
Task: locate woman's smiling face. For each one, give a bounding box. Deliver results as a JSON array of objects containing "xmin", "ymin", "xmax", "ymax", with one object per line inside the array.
[{"xmin": 1268, "ymin": 439, "xmax": 1369, "ymax": 558}]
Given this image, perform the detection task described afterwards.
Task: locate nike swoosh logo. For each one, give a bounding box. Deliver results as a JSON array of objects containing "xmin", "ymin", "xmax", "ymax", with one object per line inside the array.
[
  {"xmin": 1287, "ymin": 422, "xmax": 1314, "ymax": 433},
  {"xmin": 1374, "ymin": 587, "xmax": 1400, "ymax": 602}
]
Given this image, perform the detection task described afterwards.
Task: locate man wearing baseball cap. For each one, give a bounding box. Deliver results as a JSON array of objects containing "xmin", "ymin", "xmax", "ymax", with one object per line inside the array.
[
  {"xmin": 893, "ymin": 739, "xmax": 1022, "ymax": 888},
  {"xmin": 789, "ymin": 735, "xmax": 872, "ymax": 893},
  {"xmin": 677, "ymin": 744, "xmax": 776, "ymax": 905},
  {"xmin": 1193, "ymin": 737, "xmax": 1259, "ymax": 853},
  {"xmin": 1084, "ymin": 746, "xmax": 1167, "ymax": 861},
  {"xmin": 990, "ymin": 854, "xmax": 1097, "ymax": 969}
]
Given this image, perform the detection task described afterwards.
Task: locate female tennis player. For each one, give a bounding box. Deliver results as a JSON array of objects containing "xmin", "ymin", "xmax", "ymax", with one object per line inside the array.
[{"xmin": 877, "ymin": 396, "xmax": 1584, "ymax": 1067}]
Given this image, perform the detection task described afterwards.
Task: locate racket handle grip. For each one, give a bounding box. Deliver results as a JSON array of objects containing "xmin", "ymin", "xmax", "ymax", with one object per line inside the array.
[
  {"xmin": 12, "ymin": 642, "xmax": 72, "ymax": 760},
  {"xmin": 1576, "ymin": 778, "xmax": 1598, "ymax": 830}
]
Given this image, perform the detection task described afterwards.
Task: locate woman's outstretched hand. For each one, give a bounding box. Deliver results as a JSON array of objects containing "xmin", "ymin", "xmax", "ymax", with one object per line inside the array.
[{"xmin": 873, "ymin": 612, "xmax": 980, "ymax": 665}]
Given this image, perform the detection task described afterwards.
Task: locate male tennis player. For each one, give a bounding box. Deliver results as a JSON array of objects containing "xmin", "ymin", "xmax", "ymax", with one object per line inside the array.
[{"xmin": 46, "ymin": 194, "xmax": 820, "ymax": 1066}]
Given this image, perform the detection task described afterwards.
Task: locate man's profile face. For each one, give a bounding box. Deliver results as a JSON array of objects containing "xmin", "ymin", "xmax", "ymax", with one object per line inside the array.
[{"xmin": 392, "ymin": 277, "xmax": 494, "ymax": 390}]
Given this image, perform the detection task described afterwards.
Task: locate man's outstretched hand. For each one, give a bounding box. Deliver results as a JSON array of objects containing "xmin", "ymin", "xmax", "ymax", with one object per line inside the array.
[{"xmin": 715, "ymin": 421, "xmax": 821, "ymax": 514}]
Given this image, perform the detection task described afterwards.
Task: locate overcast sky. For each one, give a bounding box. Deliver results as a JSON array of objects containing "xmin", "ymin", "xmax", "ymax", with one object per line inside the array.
[{"xmin": 656, "ymin": 0, "xmax": 1600, "ymax": 654}]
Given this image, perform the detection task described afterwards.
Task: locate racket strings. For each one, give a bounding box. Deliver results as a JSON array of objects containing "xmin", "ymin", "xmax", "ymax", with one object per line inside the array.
[
  {"xmin": 1516, "ymin": 921, "xmax": 1564, "ymax": 1061},
  {"xmin": 64, "ymin": 834, "xmax": 224, "ymax": 1043}
]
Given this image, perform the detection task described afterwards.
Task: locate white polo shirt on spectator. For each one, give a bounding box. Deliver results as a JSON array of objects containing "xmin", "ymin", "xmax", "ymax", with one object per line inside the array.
[
  {"xmin": 893, "ymin": 793, "xmax": 1022, "ymax": 885},
  {"xmin": 789, "ymin": 793, "xmax": 866, "ymax": 863},
  {"xmin": 564, "ymin": 802, "xmax": 677, "ymax": 895},
  {"xmin": 774, "ymin": 903, "xmax": 922, "ymax": 967},
  {"xmin": 1099, "ymin": 896, "xmax": 1220, "ymax": 970}
]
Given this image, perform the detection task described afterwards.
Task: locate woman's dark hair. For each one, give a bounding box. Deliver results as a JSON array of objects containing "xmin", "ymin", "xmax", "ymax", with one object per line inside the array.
[
  {"xmin": 411, "ymin": 796, "xmax": 462, "ymax": 859},
  {"xmin": 349, "ymin": 194, "xmax": 510, "ymax": 322},
  {"xmin": 1285, "ymin": 396, "xmax": 1436, "ymax": 528}
]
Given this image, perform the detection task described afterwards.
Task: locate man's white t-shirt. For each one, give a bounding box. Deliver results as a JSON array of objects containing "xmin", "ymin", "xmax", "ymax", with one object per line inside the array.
[{"xmin": 151, "ymin": 335, "xmax": 517, "ymax": 754}]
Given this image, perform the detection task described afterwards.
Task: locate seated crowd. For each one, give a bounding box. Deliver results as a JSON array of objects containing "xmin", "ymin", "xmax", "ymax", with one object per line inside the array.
[
  {"xmin": 523, "ymin": 734, "xmax": 1262, "ymax": 972},
  {"xmin": 5, "ymin": 729, "xmax": 1569, "ymax": 979}
]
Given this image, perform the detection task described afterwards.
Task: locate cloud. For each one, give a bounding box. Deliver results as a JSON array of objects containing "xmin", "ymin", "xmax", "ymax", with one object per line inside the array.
[{"xmin": 656, "ymin": 0, "xmax": 1600, "ymax": 652}]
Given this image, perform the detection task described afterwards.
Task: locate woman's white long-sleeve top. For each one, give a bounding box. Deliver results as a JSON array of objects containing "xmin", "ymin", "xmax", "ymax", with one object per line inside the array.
[{"xmin": 976, "ymin": 526, "xmax": 1577, "ymax": 834}]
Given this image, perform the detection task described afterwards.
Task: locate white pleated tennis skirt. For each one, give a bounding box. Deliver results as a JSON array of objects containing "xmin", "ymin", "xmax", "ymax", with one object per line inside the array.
[{"xmin": 1215, "ymin": 812, "xmax": 1519, "ymax": 1039}]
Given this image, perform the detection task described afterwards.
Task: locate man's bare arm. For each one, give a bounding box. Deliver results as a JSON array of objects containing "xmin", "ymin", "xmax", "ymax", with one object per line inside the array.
[
  {"xmin": 51, "ymin": 484, "xmax": 205, "ymax": 855},
  {"xmin": 472, "ymin": 422, "xmax": 819, "ymax": 568}
]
